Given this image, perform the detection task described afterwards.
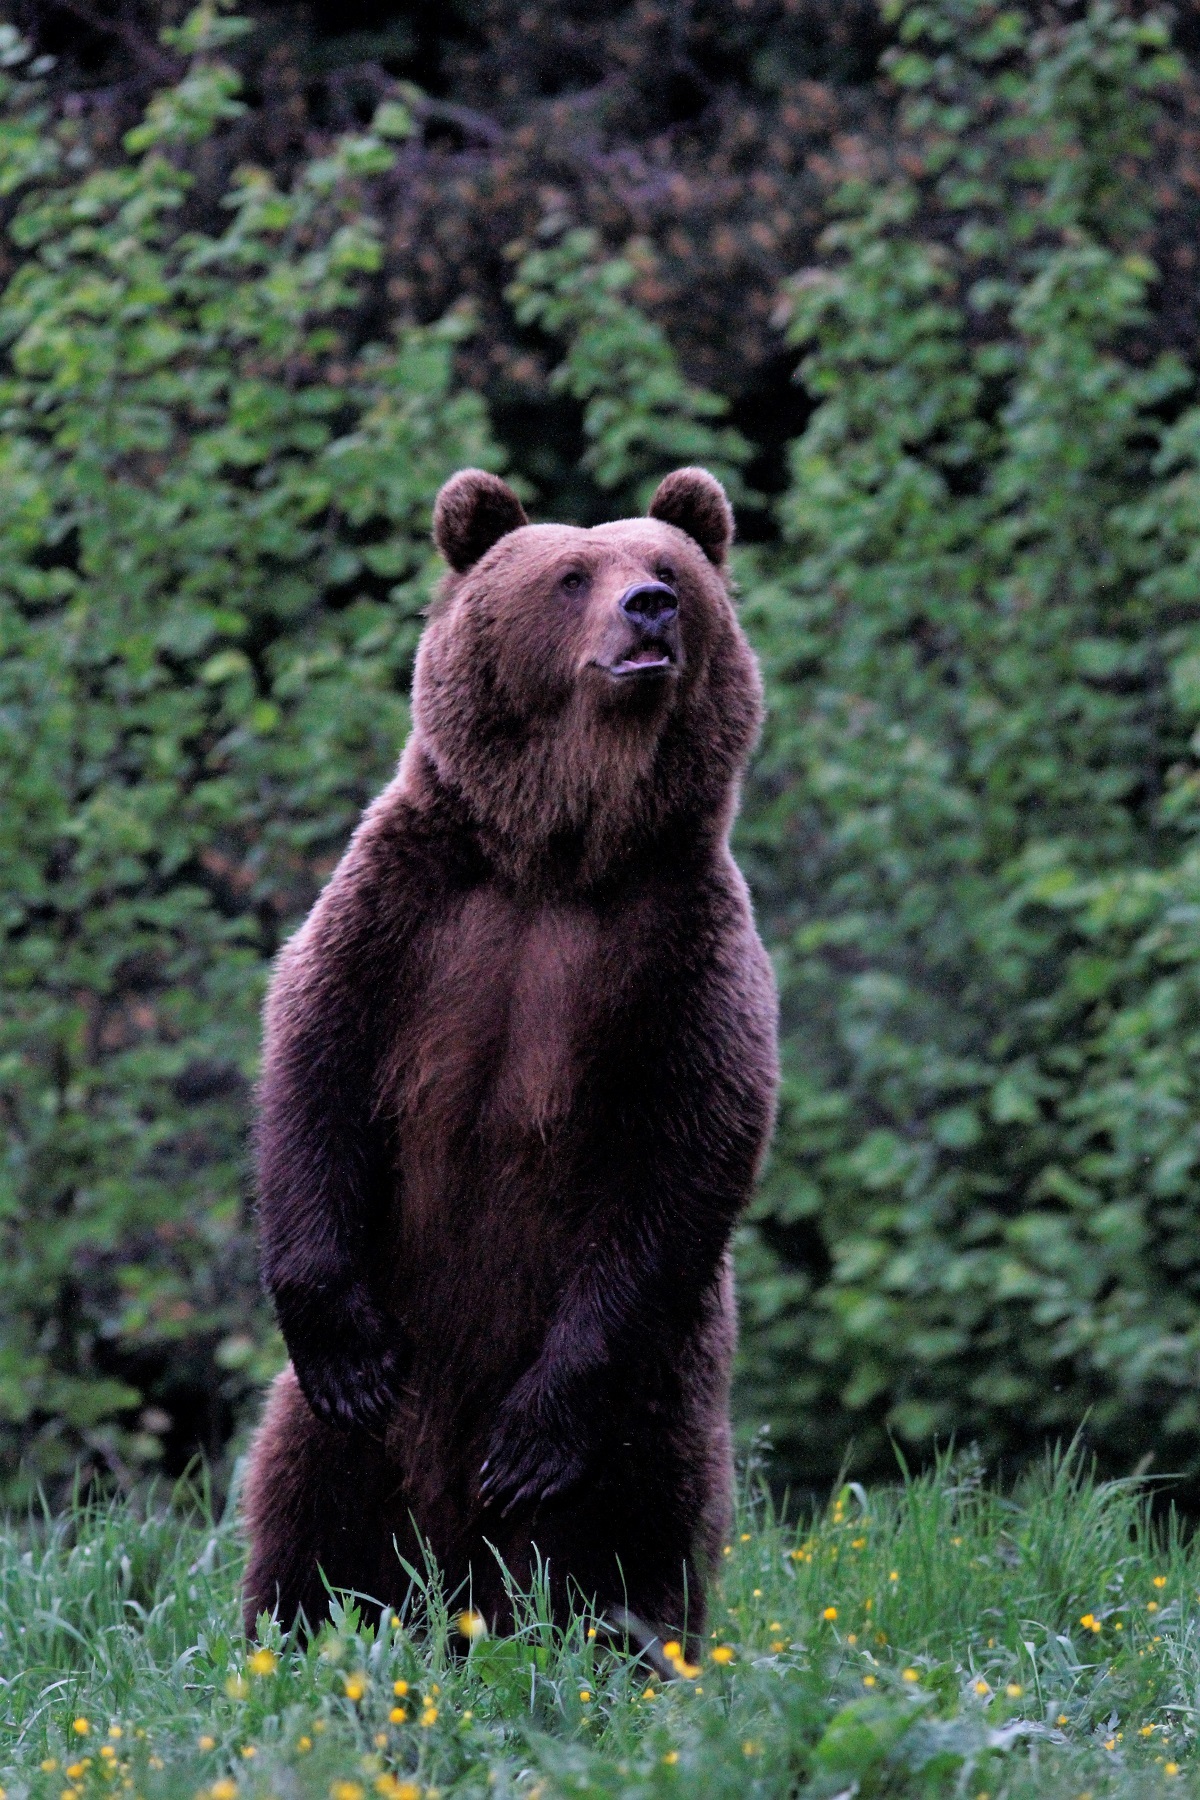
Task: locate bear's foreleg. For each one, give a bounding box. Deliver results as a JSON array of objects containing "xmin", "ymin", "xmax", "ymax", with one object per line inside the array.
[{"xmin": 256, "ymin": 845, "xmax": 416, "ymax": 1436}]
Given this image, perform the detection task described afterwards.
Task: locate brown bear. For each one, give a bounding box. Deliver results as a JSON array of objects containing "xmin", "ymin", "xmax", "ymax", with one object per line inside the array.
[{"xmin": 241, "ymin": 466, "xmax": 778, "ymax": 1647}]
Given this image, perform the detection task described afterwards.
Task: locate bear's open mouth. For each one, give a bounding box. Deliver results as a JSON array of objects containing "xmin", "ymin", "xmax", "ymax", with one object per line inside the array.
[{"xmin": 609, "ymin": 642, "xmax": 676, "ymax": 677}]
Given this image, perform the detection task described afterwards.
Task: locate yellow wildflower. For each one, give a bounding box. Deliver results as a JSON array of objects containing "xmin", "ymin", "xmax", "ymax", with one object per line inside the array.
[
  {"xmin": 389, "ymin": 1708, "xmax": 407, "ymax": 1725},
  {"xmin": 41, "ymin": 1761, "xmax": 59, "ymax": 1773},
  {"xmin": 343, "ymin": 1674, "xmax": 367, "ymax": 1702},
  {"xmin": 1153, "ymin": 1576, "xmax": 1167, "ymax": 1589},
  {"xmin": 240, "ymin": 1746, "xmax": 256, "ymax": 1760},
  {"xmin": 419, "ymin": 1704, "xmax": 438, "ymax": 1728},
  {"xmin": 248, "ymin": 1648, "xmax": 278, "ymax": 1677},
  {"xmin": 643, "ymin": 1687, "xmax": 657, "ymax": 1700},
  {"xmin": 902, "ymin": 1669, "xmax": 919, "ymax": 1683},
  {"xmin": 210, "ymin": 1783, "xmax": 238, "ymax": 1800},
  {"xmin": 578, "ymin": 1690, "xmax": 591, "ymax": 1703},
  {"xmin": 974, "ymin": 1680, "xmax": 990, "ymax": 1697},
  {"xmin": 739, "ymin": 1532, "xmax": 751, "ymax": 1542},
  {"xmin": 1166, "ymin": 1764, "xmax": 1180, "ymax": 1777},
  {"xmin": 330, "ymin": 1785, "xmax": 365, "ymax": 1800},
  {"xmin": 711, "ymin": 1645, "xmax": 735, "ymax": 1664},
  {"xmin": 393, "ymin": 1680, "xmax": 409, "ymax": 1697},
  {"xmin": 72, "ymin": 1721, "xmax": 90, "ymax": 1738},
  {"xmin": 863, "ymin": 1675, "xmax": 877, "ymax": 1688},
  {"xmin": 199, "ymin": 1737, "xmax": 216, "ymax": 1752},
  {"xmin": 822, "ymin": 1607, "xmax": 837, "ymax": 1622},
  {"xmin": 662, "ymin": 1751, "xmax": 678, "ymax": 1765},
  {"xmin": 1005, "ymin": 1684, "xmax": 1023, "ymax": 1698},
  {"xmin": 297, "ymin": 1737, "xmax": 312, "ymax": 1753},
  {"xmin": 458, "ymin": 1610, "xmax": 486, "ymax": 1641}
]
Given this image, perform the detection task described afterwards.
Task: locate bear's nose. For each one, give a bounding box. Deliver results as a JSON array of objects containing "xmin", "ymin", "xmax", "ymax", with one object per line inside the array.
[{"xmin": 619, "ymin": 581, "xmax": 678, "ymax": 626}]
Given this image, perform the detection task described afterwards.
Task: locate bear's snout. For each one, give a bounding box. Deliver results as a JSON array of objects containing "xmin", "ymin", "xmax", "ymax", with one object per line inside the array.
[
  {"xmin": 601, "ymin": 581, "xmax": 682, "ymax": 680},
  {"xmin": 619, "ymin": 580, "xmax": 677, "ymax": 626}
]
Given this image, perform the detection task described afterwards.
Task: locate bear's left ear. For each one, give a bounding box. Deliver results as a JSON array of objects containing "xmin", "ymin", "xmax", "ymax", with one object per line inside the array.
[
  {"xmin": 647, "ymin": 467, "xmax": 734, "ymax": 567},
  {"xmin": 434, "ymin": 469, "xmax": 529, "ymax": 573}
]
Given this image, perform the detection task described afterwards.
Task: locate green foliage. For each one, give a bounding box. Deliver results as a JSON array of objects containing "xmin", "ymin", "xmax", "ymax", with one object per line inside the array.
[
  {"xmin": 3, "ymin": 1457, "xmax": 1200, "ymax": 1796},
  {"xmin": 737, "ymin": 0, "xmax": 1200, "ymax": 1485},
  {"xmin": 0, "ymin": 16, "xmax": 500, "ymax": 1494},
  {"xmin": 507, "ymin": 228, "xmax": 753, "ymax": 511},
  {"xmin": 7, "ymin": 0, "xmax": 1200, "ymax": 1515}
]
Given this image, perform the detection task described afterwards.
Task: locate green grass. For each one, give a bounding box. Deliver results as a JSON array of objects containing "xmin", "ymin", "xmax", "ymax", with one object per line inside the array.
[{"xmin": 2, "ymin": 1448, "xmax": 1199, "ymax": 1798}]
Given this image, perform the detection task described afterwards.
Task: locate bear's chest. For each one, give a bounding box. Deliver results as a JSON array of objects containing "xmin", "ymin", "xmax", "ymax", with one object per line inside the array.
[{"xmin": 398, "ymin": 889, "xmax": 604, "ymax": 1150}]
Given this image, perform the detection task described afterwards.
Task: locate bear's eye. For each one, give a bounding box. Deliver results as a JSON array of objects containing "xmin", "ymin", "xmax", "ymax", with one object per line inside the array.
[
  {"xmin": 654, "ymin": 563, "xmax": 676, "ymax": 586},
  {"xmin": 560, "ymin": 569, "xmax": 587, "ymax": 594}
]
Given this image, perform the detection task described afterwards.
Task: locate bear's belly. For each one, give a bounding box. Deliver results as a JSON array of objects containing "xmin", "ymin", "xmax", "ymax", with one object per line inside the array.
[{"xmin": 386, "ymin": 888, "xmax": 606, "ymax": 1437}]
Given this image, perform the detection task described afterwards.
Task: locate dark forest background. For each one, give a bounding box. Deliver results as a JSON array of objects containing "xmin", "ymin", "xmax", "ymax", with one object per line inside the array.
[{"xmin": 6, "ymin": 0, "xmax": 1200, "ymax": 1504}]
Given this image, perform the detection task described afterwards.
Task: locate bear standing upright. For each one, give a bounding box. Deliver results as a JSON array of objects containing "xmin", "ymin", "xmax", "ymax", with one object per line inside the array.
[{"xmin": 242, "ymin": 466, "xmax": 778, "ymax": 1644}]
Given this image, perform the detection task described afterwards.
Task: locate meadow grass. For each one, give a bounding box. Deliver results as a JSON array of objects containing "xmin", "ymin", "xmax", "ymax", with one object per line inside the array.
[{"xmin": 2, "ymin": 1447, "xmax": 1198, "ymax": 1798}]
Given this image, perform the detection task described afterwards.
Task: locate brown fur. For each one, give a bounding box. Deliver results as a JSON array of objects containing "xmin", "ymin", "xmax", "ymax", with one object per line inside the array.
[{"xmin": 242, "ymin": 467, "xmax": 779, "ymax": 1646}]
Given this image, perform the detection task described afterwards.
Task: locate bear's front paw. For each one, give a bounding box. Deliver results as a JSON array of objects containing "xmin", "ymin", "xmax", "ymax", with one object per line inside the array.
[
  {"xmin": 283, "ymin": 1283, "xmax": 410, "ymax": 1436},
  {"xmin": 478, "ymin": 1383, "xmax": 590, "ymax": 1516},
  {"xmin": 294, "ymin": 1336, "xmax": 405, "ymax": 1435}
]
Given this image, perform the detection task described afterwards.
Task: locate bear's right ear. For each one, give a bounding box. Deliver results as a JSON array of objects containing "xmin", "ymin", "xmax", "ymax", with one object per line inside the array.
[{"xmin": 433, "ymin": 470, "xmax": 528, "ymax": 573}]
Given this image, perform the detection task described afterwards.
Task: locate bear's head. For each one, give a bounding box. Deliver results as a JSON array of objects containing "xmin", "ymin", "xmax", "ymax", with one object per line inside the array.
[{"xmin": 410, "ymin": 467, "xmax": 763, "ymax": 883}]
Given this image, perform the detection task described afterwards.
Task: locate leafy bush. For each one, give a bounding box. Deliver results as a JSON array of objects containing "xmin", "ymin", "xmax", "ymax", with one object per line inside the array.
[
  {"xmin": 506, "ymin": 227, "xmax": 753, "ymax": 510},
  {"xmin": 0, "ymin": 11, "xmax": 500, "ymax": 1494},
  {"xmin": 737, "ymin": 0, "xmax": 1200, "ymax": 1489},
  {"xmin": 8, "ymin": 0, "xmax": 1200, "ymax": 1509}
]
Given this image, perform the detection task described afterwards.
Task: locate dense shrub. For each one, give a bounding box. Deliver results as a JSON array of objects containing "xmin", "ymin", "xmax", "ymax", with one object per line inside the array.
[
  {"xmin": 7, "ymin": 0, "xmax": 1200, "ymax": 1506},
  {"xmin": 0, "ymin": 11, "xmax": 500, "ymax": 1493},
  {"xmin": 736, "ymin": 0, "xmax": 1200, "ymax": 1489},
  {"xmin": 8, "ymin": 0, "xmax": 889, "ymax": 510}
]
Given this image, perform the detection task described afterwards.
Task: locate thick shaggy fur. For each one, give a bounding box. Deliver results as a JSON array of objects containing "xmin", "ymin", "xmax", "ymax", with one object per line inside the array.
[{"xmin": 242, "ymin": 467, "xmax": 779, "ymax": 1644}]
